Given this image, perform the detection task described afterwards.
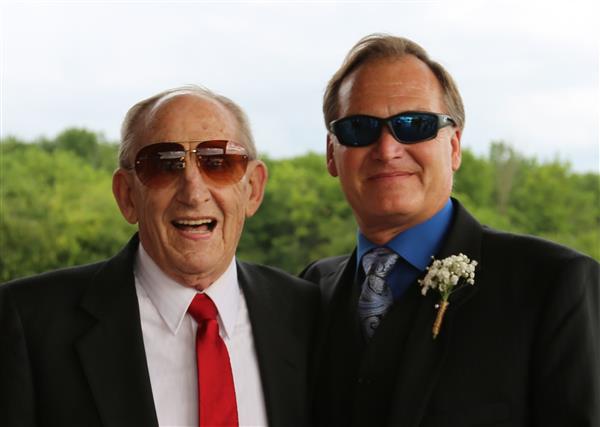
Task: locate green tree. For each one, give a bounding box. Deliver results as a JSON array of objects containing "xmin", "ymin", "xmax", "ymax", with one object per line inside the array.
[
  {"xmin": 453, "ymin": 147, "xmax": 494, "ymax": 208},
  {"xmin": 1, "ymin": 128, "xmax": 598, "ymax": 281},
  {"xmin": 39, "ymin": 128, "xmax": 119, "ymax": 172},
  {"xmin": 0, "ymin": 138, "xmax": 134, "ymax": 281},
  {"xmin": 238, "ymin": 153, "xmax": 355, "ymax": 273}
]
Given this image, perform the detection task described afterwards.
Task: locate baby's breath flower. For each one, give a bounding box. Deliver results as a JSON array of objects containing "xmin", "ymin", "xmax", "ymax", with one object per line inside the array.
[
  {"xmin": 419, "ymin": 253, "xmax": 478, "ymax": 298},
  {"xmin": 418, "ymin": 253, "xmax": 478, "ymax": 338}
]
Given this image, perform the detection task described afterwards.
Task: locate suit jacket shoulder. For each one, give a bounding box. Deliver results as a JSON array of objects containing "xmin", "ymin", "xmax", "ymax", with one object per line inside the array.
[
  {"xmin": 0, "ymin": 235, "xmax": 158, "ymax": 427},
  {"xmin": 478, "ymin": 222, "xmax": 599, "ymax": 308},
  {"xmin": 482, "ymin": 222, "xmax": 595, "ymax": 262},
  {"xmin": 1, "ymin": 260, "xmax": 109, "ymax": 318},
  {"xmin": 300, "ymin": 254, "xmax": 352, "ymax": 302},
  {"xmin": 239, "ymin": 260, "xmax": 319, "ymax": 299},
  {"xmin": 301, "ymin": 255, "xmax": 350, "ymax": 280},
  {"xmin": 1, "ymin": 230, "xmax": 137, "ymax": 309}
]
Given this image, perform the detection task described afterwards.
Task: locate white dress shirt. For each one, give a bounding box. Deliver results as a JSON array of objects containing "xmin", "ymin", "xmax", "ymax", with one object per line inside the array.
[{"xmin": 134, "ymin": 244, "xmax": 268, "ymax": 427}]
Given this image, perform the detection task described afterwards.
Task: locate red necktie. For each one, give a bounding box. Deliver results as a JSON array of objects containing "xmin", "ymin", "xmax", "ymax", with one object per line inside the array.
[{"xmin": 188, "ymin": 293, "xmax": 238, "ymax": 427}]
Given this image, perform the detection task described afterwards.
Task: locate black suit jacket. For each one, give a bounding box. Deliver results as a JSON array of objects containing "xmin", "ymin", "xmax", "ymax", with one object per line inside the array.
[
  {"xmin": 301, "ymin": 200, "xmax": 600, "ymax": 427},
  {"xmin": 0, "ymin": 235, "xmax": 319, "ymax": 427}
]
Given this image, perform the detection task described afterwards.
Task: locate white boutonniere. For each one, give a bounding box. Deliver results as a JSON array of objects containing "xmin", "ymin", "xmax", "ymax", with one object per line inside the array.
[{"xmin": 418, "ymin": 253, "xmax": 478, "ymax": 339}]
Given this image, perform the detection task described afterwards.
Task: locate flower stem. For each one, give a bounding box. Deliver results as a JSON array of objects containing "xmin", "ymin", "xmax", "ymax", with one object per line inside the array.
[{"xmin": 433, "ymin": 300, "xmax": 449, "ymax": 339}]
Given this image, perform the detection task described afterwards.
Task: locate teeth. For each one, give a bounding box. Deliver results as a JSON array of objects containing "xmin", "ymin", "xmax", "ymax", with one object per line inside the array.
[{"xmin": 175, "ymin": 219, "xmax": 213, "ymax": 226}]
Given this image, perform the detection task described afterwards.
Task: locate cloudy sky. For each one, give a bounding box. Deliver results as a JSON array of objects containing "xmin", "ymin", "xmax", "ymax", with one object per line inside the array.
[{"xmin": 1, "ymin": 0, "xmax": 598, "ymax": 172}]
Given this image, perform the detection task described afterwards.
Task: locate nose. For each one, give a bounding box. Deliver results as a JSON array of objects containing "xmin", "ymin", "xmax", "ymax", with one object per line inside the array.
[
  {"xmin": 176, "ymin": 152, "xmax": 211, "ymax": 205},
  {"xmin": 371, "ymin": 125, "xmax": 406, "ymax": 161}
]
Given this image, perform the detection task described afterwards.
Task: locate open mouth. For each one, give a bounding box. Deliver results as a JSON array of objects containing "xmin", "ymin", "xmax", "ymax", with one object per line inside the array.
[{"xmin": 171, "ymin": 218, "xmax": 217, "ymax": 233}]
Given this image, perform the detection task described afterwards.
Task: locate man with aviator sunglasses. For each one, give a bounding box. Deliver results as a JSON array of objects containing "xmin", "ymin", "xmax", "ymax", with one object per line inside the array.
[
  {"xmin": 0, "ymin": 86, "xmax": 319, "ymax": 427},
  {"xmin": 301, "ymin": 34, "xmax": 599, "ymax": 426}
]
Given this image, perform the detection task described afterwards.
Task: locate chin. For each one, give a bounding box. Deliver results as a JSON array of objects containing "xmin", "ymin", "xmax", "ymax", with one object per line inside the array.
[
  {"xmin": 169, "ymin": 262, "xmax": 210, "ymax": 281},
  {"xmin": 380, "ymin": 196, "xmax": 422, "ymax": 214},
  {"xmin": 173, "ymin": 253, "xmax": 213, "ymax": 271}
]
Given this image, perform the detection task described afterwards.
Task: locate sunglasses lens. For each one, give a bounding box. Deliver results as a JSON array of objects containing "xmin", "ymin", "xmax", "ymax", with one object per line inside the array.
[
  {"xmin": 135, "ymin": 142, "xmax": 185, "ymax": 188},
  {"xmin": 195, "ymin": 141, "xmax": 249, "ymax": 185},
  {"xmin": 133, "ymin": 141, "xmax": 249, "ymax": 189},
  {"xmin": 390, "ymin": 113, "xmax": 438, "ymax": 143},
  {"xmin": 333, "ymin": 116, "xmax": 382, "ymax": 147}
]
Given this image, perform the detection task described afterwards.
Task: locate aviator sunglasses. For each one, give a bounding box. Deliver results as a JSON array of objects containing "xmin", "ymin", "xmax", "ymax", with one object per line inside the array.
[
  {"xmin": 130, "ymin": 140, "xmax": 249, "ymax": 189},
  {"xmin": 329, "ymin": 111, "xmax": 456, "ymax": 147}
]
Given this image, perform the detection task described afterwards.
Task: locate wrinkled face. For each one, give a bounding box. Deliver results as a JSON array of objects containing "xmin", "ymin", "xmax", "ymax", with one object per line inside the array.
[
  {"xmin": 113, "ymin": 94, "xmax": 266, "ymax": 288},
  {"xmin": 327, "ymin": 56, "xmax": 461, "ymax": 243}
]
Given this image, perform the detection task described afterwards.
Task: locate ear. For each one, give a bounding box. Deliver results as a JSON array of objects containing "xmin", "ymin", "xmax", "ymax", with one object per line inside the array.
[
  {"xmin": 244, "ymin": 160, "xmax": 268, "ymax": 218},
  {"xmin": 112, "ymin": 169, "xmax": 139, "ymax": 224},
  {"xmin": 450, "ymin": 128, "xmax": 462, "ymax": 171},
  {"xmin": 326, "ymin": 134, "xmax": 339, "ymax": 177}
]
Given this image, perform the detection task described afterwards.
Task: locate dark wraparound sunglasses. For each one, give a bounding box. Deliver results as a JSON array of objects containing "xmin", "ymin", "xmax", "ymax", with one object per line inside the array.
[
  {"xmin": 130, "ymin": 140, "xmax": 249, "ymax": 189},
  {"xmin": 329, "ymin": 111, "xmax": 456, "ymax": 147}
]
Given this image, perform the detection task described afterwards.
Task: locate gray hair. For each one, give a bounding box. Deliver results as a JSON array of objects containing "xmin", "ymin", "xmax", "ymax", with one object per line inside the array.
[
  {"xmin": 119, "ymin": 85, "xmax": 256, "ymax": 168},
  {"xmin": 323, "ymin": 33, "xmax": 465, "ymax": 131}
]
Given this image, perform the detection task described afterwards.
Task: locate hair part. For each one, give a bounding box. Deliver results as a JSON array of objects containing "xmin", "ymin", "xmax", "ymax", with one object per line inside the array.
[
  {"xmin": 323, "ymin": 33, "xmax": 465, "ymax": 131},
  {"xmin": 119, "ymin": 85, "xmax": 257, "ymax": 169}
]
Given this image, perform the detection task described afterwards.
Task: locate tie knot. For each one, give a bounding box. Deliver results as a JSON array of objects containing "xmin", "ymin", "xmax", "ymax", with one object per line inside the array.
[
  {"xmin": 362, "ymin": 247, "xmax": 399, "ymax": 278},
  {"xmin": 188, "ymin": 293, "xmax": 218, "ymax": 322}
]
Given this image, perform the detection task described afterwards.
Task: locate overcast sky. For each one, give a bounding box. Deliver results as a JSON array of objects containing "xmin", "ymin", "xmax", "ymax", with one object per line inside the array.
[{"xmin": 1, "ymin": 0, "xmax": 598, "ymax": 172}]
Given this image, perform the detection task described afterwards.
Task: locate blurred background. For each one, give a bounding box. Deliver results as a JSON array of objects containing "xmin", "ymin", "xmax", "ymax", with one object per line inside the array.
[{"xmin": 1, "ymin": 0, "xmax": 598, "ymax": 281}]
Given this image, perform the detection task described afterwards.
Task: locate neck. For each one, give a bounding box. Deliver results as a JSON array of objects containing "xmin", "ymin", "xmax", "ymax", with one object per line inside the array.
[
  {"xmin": 357, "ymin": 200, "xmax": 451, "ymax": 245},
  {"xmin": 359, "ymin": 223, "xmax": 413, "ymax": 246}
]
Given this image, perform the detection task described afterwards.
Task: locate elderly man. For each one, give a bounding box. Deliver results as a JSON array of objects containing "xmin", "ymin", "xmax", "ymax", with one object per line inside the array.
[
  {"xmin": 302, "ymin": 34, "xmax": 599, "ymax": 427},
  {"xmin": 0, "ymin": 86, "xmax": 318, "ymax": 427}
]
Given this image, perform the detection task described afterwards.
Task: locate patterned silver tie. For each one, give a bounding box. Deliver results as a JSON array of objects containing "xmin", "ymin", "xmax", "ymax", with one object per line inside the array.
[{"xmin": 358, "ymin": 247, "xmax": 399, "ymax": 339}]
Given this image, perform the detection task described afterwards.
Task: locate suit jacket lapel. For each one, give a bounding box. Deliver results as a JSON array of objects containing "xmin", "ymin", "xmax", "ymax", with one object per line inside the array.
[
  {"xmin": 321, "ymin": 253, "xmax": 354, "ymax": 304},
  {"xmin": 314, "ymin": 251, "xmax": 370, "ymax": 426},
  {"xmin": 387, "ymin": 200, "xmax": 483, "ymax": 427},
  {"xmin": 320, "ymin": 252, "xmax": 367, "ymax": 353},
  {"xmin": 237, "ymin": 262, "xmax": 304, "ymax": 427},
  {"xmin": 76, "ymin": 235, "xmax": 158, "ymax": 427},
  {"xmin": 319, "ymin": 250, "xmax": 361, "ymax": 341}
]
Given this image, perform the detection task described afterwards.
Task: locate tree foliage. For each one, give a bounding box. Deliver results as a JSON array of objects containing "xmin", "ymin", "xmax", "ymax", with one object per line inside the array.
[
  {"xmin": 1, "ymin": 130, "xmax": 598, "ymax": 281},
  {"xmin": 237, "ymin": 153, "xmax": 356, "ymax": 273},
  {"xmin": 0, "ymin": 132, "xmax": 135, "ymax": 281}
]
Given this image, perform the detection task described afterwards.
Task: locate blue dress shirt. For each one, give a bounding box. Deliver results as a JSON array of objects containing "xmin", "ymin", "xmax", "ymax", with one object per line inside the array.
[{"xmin": 357, "ymin": 199, "xmax": 455, "ymax": 299}]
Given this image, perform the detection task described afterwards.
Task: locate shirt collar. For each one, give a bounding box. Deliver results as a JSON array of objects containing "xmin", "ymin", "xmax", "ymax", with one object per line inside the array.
[
  {"xmin": 357, "ymin": 198, "xmax": 454, "ymax": 272},
  {"xmin": 134, "ymin": 243, "xmax": 239, "ymax": 339}
]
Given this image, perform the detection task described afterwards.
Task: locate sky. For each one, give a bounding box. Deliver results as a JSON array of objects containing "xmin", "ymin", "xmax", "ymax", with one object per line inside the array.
[{"xmin": 1, "ymin": 0, "xmax": 599, "ymax": 173}]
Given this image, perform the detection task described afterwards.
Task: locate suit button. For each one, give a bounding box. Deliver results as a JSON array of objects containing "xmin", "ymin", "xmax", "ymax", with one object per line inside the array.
[{"xmin": 357, "ymin": 377, "xmax": 364, "ymax": 384}]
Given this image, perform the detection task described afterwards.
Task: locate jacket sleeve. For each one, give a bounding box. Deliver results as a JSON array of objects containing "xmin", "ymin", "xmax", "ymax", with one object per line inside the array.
[
  {"xmin": 0, "ymin": 285, "xmax": 36, "ymax": 427},
  {"xmin": 531, "ymin": 255, "xmax": 600, "ymax": 427}
]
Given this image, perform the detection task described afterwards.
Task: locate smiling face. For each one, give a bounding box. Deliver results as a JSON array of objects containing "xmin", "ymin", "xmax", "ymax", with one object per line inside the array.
[
  {"xmin": 327, "ymin": 56, "xmax": 462, "ymax": 244},
  {"xmin": 113, "ymin": 94, "xmax": 267, "ymax": 289}
]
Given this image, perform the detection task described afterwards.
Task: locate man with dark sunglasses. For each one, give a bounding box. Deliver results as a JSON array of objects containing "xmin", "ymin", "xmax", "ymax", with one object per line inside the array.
[
  {"xmin": 0, "ymin": 86, "xmax": 319, "ymax": 427},
  {"xmin": 302, "ymin": 34, "xmax": 599, "ymax": 427}
]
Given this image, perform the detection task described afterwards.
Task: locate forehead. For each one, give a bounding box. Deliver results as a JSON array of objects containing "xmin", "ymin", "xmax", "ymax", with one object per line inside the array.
[
  {"xmin": 139, "ymin": 94, "xmax": 241, "ymax": 146},
  {"xmin": 337, "ymin": 55, "xmax": 446, "ymax": 117}
]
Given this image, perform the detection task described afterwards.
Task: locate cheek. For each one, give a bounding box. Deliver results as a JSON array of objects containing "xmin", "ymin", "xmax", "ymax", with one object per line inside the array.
[
  {"xmin": 338, "ymin": 149, "xmax": 366, "ymax": 177},
  {"xmin": 422, "ymin": 145, "xmax": 456, "ymax": 190},
  {"xmin": 135, "ymin": 190, "xmax": 173, "ymax": 226},
  {"xmin": 415, "ymin": 142, "xmax": 453, "ymax": 171},
  {"xmin": 213, "ymin": 187, "xmax": 248, "ymax": 231}
]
